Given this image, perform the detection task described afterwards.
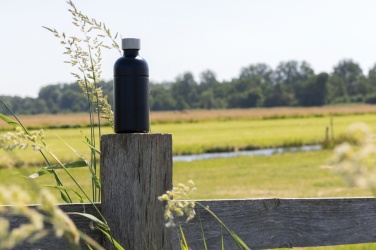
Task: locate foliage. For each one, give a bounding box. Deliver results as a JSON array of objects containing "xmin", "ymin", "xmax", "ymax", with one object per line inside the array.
[{"xmin": 3, "ymin": 58, "xmax": 376, "ymax": 114}]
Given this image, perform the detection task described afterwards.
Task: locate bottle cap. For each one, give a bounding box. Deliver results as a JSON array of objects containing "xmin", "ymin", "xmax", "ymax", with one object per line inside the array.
[{"xmin": 122, "ymin": 38, "xmax": 141, "ymax": 50}]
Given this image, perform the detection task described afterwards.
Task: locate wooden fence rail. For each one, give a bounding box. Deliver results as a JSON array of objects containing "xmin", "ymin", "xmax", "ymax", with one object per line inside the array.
[
  {"xmin": 1, "ymin": 134, "xmax": 376, "ymax": 249},
  {"xmin": 3, "ymin": 198, "xmax": 376, "ymax": 249},
  {"xmin": 173, "ymin": 198, "xmax": 376, "ymax": 249}
]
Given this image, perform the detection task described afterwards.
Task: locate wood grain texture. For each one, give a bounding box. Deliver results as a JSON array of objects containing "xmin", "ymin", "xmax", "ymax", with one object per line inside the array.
[
  {"xmin": 101, "ymin": 133, "xmax": 173, "ymax": 250},
  {"xmin": 2, "ymin": 198, "xmax": 376, "ymax": 249},
  {"xmin": 172, "ymin": 198, "xmax": 376, "ymax": 249},
  {"xmin": 0, "ymin": 203, "xmax": 102, "ymax": 250}
]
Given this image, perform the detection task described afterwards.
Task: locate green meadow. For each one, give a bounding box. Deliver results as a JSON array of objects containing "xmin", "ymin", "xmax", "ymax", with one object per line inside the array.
[
  {"xmin": 1, "ymin": 110, "xmax": 376, "ymax": 249},
  {"xmin": 173, "ymin": 150, "xmax": 372, "ymax": 199},
  {"xmin": 1, "ymin": 147, "xmax": 375, "ymax": 250},
  {"xmin": 1, "ymin": 113, "xmax": 376, "ymax": 168},
  {"xmin": 0, "ymin": 150, "xmax": 372, "ymax": 203}
]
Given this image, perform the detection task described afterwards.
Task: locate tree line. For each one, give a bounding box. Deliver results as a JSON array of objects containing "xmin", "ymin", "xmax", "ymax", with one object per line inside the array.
[{"xmin": 1, "ymin": 59, "xmax": 376, "ymax": 115}]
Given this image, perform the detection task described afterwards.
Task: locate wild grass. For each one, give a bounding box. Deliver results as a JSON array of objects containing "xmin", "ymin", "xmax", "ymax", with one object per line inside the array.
[
  {"xmin": 0, "ymin": 113, "xmax": 97, "ymax": 131},
  {"xmin": 150, "ymin": 105, "xmax": 376, "ymax": 124}
]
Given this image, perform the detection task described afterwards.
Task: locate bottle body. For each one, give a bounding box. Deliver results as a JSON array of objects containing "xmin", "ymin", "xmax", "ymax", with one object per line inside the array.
[{"xmin": 114, "ymin": 49, "xmax": 149, "ymax": 133}]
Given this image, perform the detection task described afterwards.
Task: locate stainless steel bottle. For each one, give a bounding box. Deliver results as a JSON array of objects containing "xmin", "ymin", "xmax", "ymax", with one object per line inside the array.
[{"xmin": 113, "ymin": 38, "xmax": 149, "ymax": 133}]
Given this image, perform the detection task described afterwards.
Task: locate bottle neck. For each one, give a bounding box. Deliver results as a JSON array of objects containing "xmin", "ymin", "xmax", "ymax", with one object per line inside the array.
[{"xmin": 123, "ymin": 49, "xmax": 139, "ymax": 57}]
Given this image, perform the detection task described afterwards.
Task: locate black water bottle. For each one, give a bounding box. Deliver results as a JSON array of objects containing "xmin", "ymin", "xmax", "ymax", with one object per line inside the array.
[{"xmin": 114, "ymin": 38, "xmax": 150, "ymax": 133}]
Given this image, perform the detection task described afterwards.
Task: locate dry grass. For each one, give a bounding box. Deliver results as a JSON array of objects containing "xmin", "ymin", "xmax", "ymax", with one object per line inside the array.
[
  {"xmin": 2, "ymin": 105, "xmax": 376, "ymax": 130},
  {"xmin": 151, "ymin": 105, "xmax": 376, "ymax": 123},
  {"xmin": 0, "ymin": 113, "xmax": 102, "ymax": 130}
]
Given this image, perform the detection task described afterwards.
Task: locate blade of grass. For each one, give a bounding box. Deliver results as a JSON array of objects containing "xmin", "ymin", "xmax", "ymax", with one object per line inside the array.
[
  {"xmin": 46, "ymin": 185, "xmax": 85, "ymax": 203},
  {"xmin": 0, "ymin": 113, "xmax": 19, "ymax": 128},
  {"xmin": 198, "ymin": 211, "xmax": 208, "ymax": 250},
  {"xmin": 97, "ymin": 227, "xmax": 124, "ymax": 250},
  {"xmin": 78, "ymin": 230, "xmax": 105, "ymax": 250},
  {"xmin": 51, "ymin": 170, "xmax": 72, "ymax": 203},
  {"xmin": 82, "ymin": 75, "xmax": 97, "ymax": 201},
  {"xmin": 54, "ymin": 133, "xmax": 101, "ymax": 190},
  {"xmin": 28, "ymin": 160, "xmax": 87, "ymax": 178},
  {"xmin": 83, "ymin": 141, "xmax": 101, "ymax": 154},
  {"xmin": 221, "ymin": 225, "xmax": 225, "ymax": 250},
  {"xmin": 179, "ymin": 222, "xmax": 189, "ymax": 250},
  {"xmin": 196, "ymin": 202, "xmax": 250, "ymax": 250},
  {"xmin": 68, "ymin": 212, "xmax": 109, "ymax": 231}
]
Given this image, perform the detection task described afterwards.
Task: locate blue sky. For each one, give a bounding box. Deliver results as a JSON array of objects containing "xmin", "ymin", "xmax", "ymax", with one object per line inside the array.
[{"xmin": 1, "ymin": 0, "xmax": 376, "ymax": 97}]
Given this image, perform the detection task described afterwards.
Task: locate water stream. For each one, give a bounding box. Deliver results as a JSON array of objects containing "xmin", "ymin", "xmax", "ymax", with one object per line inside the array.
[{"xmin": 173, "ymin": 144, "xmax": 322, "ymax": 162}]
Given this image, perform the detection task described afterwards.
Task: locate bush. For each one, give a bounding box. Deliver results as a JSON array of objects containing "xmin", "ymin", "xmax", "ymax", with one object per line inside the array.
[{"xmin": 365, "ymin": 93, "xmax": 376, "ymax": 104}]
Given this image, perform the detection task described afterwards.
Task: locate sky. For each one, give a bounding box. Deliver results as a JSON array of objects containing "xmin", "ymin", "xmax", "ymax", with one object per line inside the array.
[{"xmin": 1, "ymin": 0, "xmax": 376, "ymax": 97}]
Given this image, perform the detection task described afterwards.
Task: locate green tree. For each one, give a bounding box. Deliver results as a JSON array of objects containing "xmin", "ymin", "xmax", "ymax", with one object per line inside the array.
[
  {"xmin": 264, "ymin": 84, "xmax": 296, "ymax": 107},
  {"xmin": 295, "ymin": 73, "xmax": 329, "ymax": 106},
  {"xmin": 327, "ymin": 75, "xmax": 348, "ymax": 104},
  {"xmin": 171, "ymin": 72, "xmax": 198, "ymax": 109},
  {"xmin": 227, "ymin": 88, "xmax": 263, "ymax": 108},
  {"xmin": 198, "ymin": 89, "xmax": 218, "ymax": 109},
  {"xmin": 38, "ymin": 85, "xmax": 62, "ymax": 113},
  {"xmin": 150, "ymin": 83, "xmax": 176, "ymax": 111},
  {"xmin": 274, "ymin": 61, "xmax": 314, "ymax": 86},
  {"xmin": 240, "ymin": 63, "xmax": 273, "ymax": 84},
  {"xmin": 199, "ymin": 70, "xmax": 219, "ymax": 91},
  {"xmin": 332, "ymin": 59, "xmax": 364, "ymax": 97},
  {"xmin": 60, "ymin": 89, "xmax": 84, "ymax": 112}
]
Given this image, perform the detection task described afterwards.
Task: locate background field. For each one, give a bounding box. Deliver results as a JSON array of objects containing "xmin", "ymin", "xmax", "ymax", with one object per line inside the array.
[
  {"xmin": 1, "ymin": 106, "xmax": 376, "ymax": 249},
  {"xmin": 2, "ymin": 105, "xmax": 376, "ymax": 130},
  {"xmin": 1, "ymin": 109, "xmax": 376, "ymax": 167},
  {"xmin": 1, "ymin": 106, "xmax": 375, "ymax": 200},
  {"xmin": 0, "ymin": 150, "xmax": 371, "ymax": 202},
  {"xmin": 1, "ymin": 148, "xmax": 375, "ymax": 249}
]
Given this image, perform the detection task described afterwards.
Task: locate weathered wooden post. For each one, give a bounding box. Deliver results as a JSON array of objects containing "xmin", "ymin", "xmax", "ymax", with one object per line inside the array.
[{"xmin": 101, "ymin": 133, "xmax": 173, "ymax": 249}]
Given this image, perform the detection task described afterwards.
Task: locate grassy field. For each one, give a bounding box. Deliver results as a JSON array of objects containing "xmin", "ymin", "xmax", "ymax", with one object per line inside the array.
[
  {"xmin": 173, "ymin": 150, "xmax": 371, "ymax": 199},
  {"xmin": 2, "ymin": 107, "xmax": 376, "ymax": 249},
  {"xmin": 1, "ymin": 112, "xmax": 376, "ymax": 167},
  {"xmin": 1, "ymin": 150, "xmax": 375, "ymax": 249},
  {"xmin": 2, "ymin": 105, "xmax": 376, "ymax": 130},
  {"xmin": 2, "ymin": 149, "xmax": 376, "ymax": 249},
  {"xmin": 0, "ymin": 150, "xmax": 372, "ymax": 203}
]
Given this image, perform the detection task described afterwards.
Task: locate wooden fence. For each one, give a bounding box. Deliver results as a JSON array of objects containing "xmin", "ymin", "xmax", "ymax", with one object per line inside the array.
[{"xmin": 2, "ymin": 134, "xmax": 376, "ymax": 249}]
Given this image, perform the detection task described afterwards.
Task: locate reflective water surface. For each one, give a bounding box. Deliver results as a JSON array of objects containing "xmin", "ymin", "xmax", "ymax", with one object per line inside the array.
[{"xmin": 173, "ymin": 145, "xmax": 322, "ymax": 162}]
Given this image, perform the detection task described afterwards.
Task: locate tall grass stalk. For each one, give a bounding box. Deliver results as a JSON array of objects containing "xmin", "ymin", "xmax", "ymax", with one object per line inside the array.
[
  {"xmin": 0, "ymin": 0, "xmax": 123, "ymax": 248},
  {"xmin": 43, "ymin": 0, "xmax": 119, "ymax": 202}
]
